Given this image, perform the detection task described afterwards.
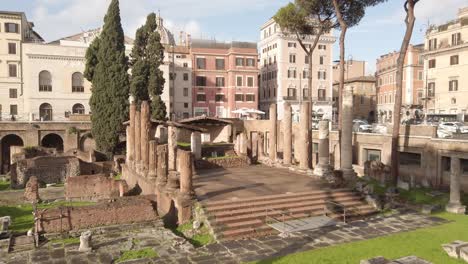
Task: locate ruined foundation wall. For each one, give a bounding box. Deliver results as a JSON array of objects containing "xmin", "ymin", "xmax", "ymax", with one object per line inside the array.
[{"xmin": 65, "ymin": 174, "xmax": 127, "ymax": 200}]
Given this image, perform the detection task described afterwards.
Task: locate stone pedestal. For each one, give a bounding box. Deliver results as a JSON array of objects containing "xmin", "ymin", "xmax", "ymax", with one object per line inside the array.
[
  {"xmin": 179, "ymin": 150, "xmax": 194, "ymax": 198},
  {"xmin": 298, "ymin": 102, "xmax": 310, "ymax": 170},
  {"xmin": 314, "ymin": 120, "xmax": 332, "ymax": 176},
  {"xmin": 283, "ymin": 102, "xmax": 292, "ymax": 166},
  {"xmin": 148, "ymin": 140, "xmax": 157, "ymax": 179},
  {"xmin": 168, "ymin": 126, "xmax": 177, "ymax": 171},
  {"xmin": 140, "ymin": 101, "xmax": 150, "ymax": 173},
  {"xmin": 128, "ymin": 102, "xmax": 135, "ymax": 167},
  {"xmin": 341, "ymin": 86, "xmax": 356, "ymax": 180},
  {"xmin": 79, "ymin": 231, "xmax": 92, "ymax": 252},
  {"xmin": 156, "ymin": 145, "xmax": 168, "ymax": 186},
  {"xmin": 134, "ymin": 109, "xmax": 141, "ymax": 172},
  {"xmin": 191, "ymin": 132, "xmax": 202, "ymax": 160},
  {"xmin": 446, "ymin": 157, "xmax": 466, "ymax": 214},
  {"xmin": 269, "ymin": 104, "xmax": 277, "ymax": 161}
]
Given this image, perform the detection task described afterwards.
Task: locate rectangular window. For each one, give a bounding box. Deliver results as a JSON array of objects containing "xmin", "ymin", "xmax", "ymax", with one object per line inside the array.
[
  {"xmin": 450, "ymin": 55, "xmax": 459, "ymax": 65},
  {"xmin": 215, "ymin": 58, "xmax": 225, "ymax": 70},
  {"xmin": 8, "ymin": 64, "xmax": 17, "ymax": 77},
  {"xmin": 196, "ymin": 93, "xmax": 206, "ymax": 102},
  {"xmin": 236, "ymin": 76, "xmax": 243, "ymax": 86},
  {"xmin": 245, "ymin": 94, "xmax": 255, "ymax": 102},
  {"xmin": 195, "ymin": 76, "xmax": 207, "ymax": 86},
  {"xmin": 452, "ymin": 33, "xmax": 461, "ymax": 46},
  {"xmin": 318, "ymin": 89, "xmax": 326, "ymax": 100},
  {"xmin": 288, "ymin": 42, "xmax": 296, "ymax": 48},
  {"xmin": 418, "ymin": 71, "xmax": 423, "ymax": 80},
  {"xmin": 215, "ymin": 94, "xmax": 224, "ymax": 102},
  {"xmin": 196, "ymin": 58, "xmax": 206, "ymax": 69},
  {"xmin": 449, "ymin": 80, "xmax": 458, "ymax": 91},
  {"xmin": 428, "ymin": 82, "xmax": 435, "ymax": 97},
  {"xmin": 9, "ymin": 88, "xmax": 17, "ymax": 98},
  {"xmin": 183, "ymin": 62, "xmax": 188, "ymax": 68},
  {"xmin": 246, "ymin": 58, "xmax": 255, "ymax": 67},
  {"xmin": 10, "ymin": 104, "xmax": 17, "ymax": 115},
  {"xmin": 319, "ymin": 56, "xmax": 324, "ymax": 65},
  {"xmin": 247, "ymin": 77, "xmax": 254, "ymax": 87},
  {"xmin": 8, "ymin": 43, "xmax": 16, "ymax": 54},
  {"xmin": 289, "ymin": 54, "xmax": 296, "ymax": 63},
  {"xmin": 288, "ymin": 69, "xmax": 296, "ymax": 78},
  {"xmin": 5, "ymin": 23, "xmax": 19, "ymax": 33},
  {"xmin": 184, "ymin": 103, "xmax": 189, "ymax": 108},
  {"xmin": 399, "ymin": 152, "xmax": 421, "ymax": 166},
  {"xmin": 236, "ymin": 57, "xmax": 244, "ymax": 66},
  {"xmin": 287, "ymin": 88, "xmax": 296, "ymax": 98},
  {"xmin": 183, "ymin": 73, "xmax": 189, "ymax": 81},
  {"xmin": 428, "ymin": 38, "xmax": 437, "ymax": 51},
  {"xmin": 215, "ymin": 77, "xmax": 225, "ymax": 87},
  {"xmin": 317, "ymin": 71, "xmax": 326, "ymax": 80},
  {"xmin": 72, "ymin": 86, "xmax": 84, "ymax": 93},
  {"xmin": 318, "ymin": 44, "xmax": 326, "ymax": 50},
  {"xmin": 305, "ymin": 55, "xmax": 309, "ymax": 64},
  {"xmin": 428, "ymin": 59, "xmax": 436, "ymax": 69},
  {"xmin": 366, "ymin": 149, "xmax": 381, "ymax": 162},
  {"xmin": 183, "ymin": 87, "xmax": 189, "ymax": 97},
  {"xmin": 235, "ymin": 93, "xmax": 244, "ymax": 102}
]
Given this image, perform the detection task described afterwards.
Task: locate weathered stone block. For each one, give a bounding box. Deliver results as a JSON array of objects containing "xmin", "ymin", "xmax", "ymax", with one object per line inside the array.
[
  {"xmin": 442, "ymin": 240, "xmax": 468, "ymax": 258},
  {"xmin": 24, "ymin": 176, "xmax": 40, "ymax": 202},
  {"xmin": 360, "ymin": 256, "xmax": 389, "ymax": 264},
  {"xmin": 460, "ymin": 245, "xmax": 468, "ymax": 263}
]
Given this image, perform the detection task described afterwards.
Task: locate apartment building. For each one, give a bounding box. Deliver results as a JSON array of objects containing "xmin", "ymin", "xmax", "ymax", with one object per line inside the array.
[
  {"xmin": 332, "ymin": 59, "xmax": 367, "ymax": 83},
  {"xmin": 375, "ymin": 44, "xmax": 424, "ymax": 123},
  {"xmin": 190, "ymin": 39, "xmax": 259, "ymax": 118},
  {"xmin": 258, "ymin": 18, "xmax": 336, "ymax": 120},
  {"xmin": 0, "ymin": 11, "xmax": 43, "ymax": 120},
  {"xmin": 423, "ymin": 7, "xmax": 468, "ymax": 121}
]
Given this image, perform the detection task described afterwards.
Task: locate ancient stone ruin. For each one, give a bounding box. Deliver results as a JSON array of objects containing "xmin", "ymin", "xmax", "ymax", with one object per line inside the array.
[{"xmin": 24, "ymin": 176, "xmax": 40, "ymax": 203}]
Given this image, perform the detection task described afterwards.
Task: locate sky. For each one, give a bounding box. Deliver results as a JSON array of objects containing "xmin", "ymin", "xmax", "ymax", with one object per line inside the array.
[{"xmin": 4, "ymin": 0, "xmax": 466, "ymax": 73}]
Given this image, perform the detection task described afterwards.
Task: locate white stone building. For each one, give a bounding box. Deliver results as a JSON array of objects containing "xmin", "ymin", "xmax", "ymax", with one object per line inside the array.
[{"xmin": 258, "ymin": 18, "xmax": 336, "ymax": 121}]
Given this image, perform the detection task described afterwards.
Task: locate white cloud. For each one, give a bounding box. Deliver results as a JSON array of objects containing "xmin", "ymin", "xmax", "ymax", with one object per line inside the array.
[{"xmin": 31, "ymin": 0, "xmax": 285, "ymax": 42}]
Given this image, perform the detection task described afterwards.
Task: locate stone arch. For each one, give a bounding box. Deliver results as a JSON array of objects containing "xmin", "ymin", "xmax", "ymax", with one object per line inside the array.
[
  {"xmin": 39, "ymin": 70, "xmax": 52, "ymax": 91},
  {"xmin": 72, "ymin": 103, "xmax": 85, "ymax": 114},
  {"xmin": 41, "ymin": 133, "xmax": 64, "ymax": 152},
  {"xmin": 39, "ymin": 103, "xmax": 53, "ymax": 121},
  {"xmin": 1, "ymin": 134, "xmax": 24, "ymax": 174}
]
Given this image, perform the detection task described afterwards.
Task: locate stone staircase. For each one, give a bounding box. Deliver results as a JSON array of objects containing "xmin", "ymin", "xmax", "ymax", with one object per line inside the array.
[
  {"xmin": 201, "ymin": 189, "xmax": 377, "ymax": 241},
  {"xmin": 8, "ymin": 235, "xmax": 35, "ymax": 253}
]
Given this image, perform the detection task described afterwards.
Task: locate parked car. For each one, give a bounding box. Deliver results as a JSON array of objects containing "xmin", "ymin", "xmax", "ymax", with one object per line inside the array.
[
  {"xmin": 437, "ymin": 128, "xmax": 453, "ymax": 138},
  {"xmin": 353, "ymin": 120, "xmax": 373, "ymax": 132},
  {"xmin": 438, "ymin": 122, "xmax": 468, "ymax": 134}
]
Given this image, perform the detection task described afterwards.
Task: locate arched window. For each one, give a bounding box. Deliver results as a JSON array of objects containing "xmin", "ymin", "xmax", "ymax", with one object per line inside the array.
[
  {"xmin": 39, "ymin": 71, "xmax": 52, "ymax": 92},
  {"xmin": 72, "ymin": 103, "xmax": 85, "ymax": 114},
  {"xmin": 72, "ymin": 72, "xmax": 84, "ymax": 92},
  {"xmin": 39, "ymin": 103, "xmax": 52, "ymax": 121}
]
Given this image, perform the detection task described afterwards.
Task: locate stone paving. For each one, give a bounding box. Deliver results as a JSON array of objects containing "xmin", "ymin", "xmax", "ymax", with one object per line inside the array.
[{"xmin": 0, "ymin": 209, "xmax": 448, "ymax": 264}]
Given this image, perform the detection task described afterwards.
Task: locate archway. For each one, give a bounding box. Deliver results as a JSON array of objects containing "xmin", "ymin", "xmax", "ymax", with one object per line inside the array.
[
  {"xmin": 72, "ymin": 103, "xmax": 85, "ymax": 114},
  {"xmin": 39, "ymin": 103, "xmax": 53, "ymax": 121},
  {"xmin": 41, "ymin": 133, "xmax": 64, "ymax": 152},
  {"xmin": 80, "ymin": 134, "xmax": 96, "ymax": 152},
  {"xmin": 1, "ymin": 134, "xmax": 24, "ymax": 174}
]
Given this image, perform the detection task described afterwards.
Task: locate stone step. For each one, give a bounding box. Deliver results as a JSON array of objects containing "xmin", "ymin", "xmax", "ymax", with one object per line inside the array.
[
  {"xmin": 204, "ymin": 190, "xmax": 357, "ymax": 213},
  {"xmin": 202, "ymin": 188, "xmax": 350, "ymax": 207},
  {"xmin": 208, "ymin": 195, "xmax": 364, "ymax": 220}
]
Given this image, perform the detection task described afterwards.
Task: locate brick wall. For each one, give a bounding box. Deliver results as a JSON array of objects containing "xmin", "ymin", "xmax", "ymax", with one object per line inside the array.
[
  {"xmin": 37, "ymin": 196, "xmax": 158, "ymax": 233},
  {"xmin": 65, "ymin": 174, "xmax": 127, "ymax": 200}
]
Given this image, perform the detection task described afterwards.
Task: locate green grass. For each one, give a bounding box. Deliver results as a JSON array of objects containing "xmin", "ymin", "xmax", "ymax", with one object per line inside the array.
[
  {"xmin": 208, "ymin": 155, "xmax": 237, "ymax": 160},
  {"xmin": 116, "ymin": 248, "xmax": 158, "ymax": 263},
  {"xmin": 0, "ymin": 180, "xmax": 10, "ymax": 191},
  {"xmin": 177, "ymin": 142, "xmax": 191, "ymax": 147},
  {"xmin": 0, "ymin": 201, "xmax": 95, "ymax": 232},
  {"xmin": 398, "ymin": 188, "xmax": 450, "ymax": 207},
  {"xmin": 173, "ymin": 221, "xmax": 215, "ymax": 247},
  {"xmin": 255, "ymin": 213, "xmax": 468, "ymax": 264},
  {"xmin": 114, "ymin": 173, "xmax": 122, "ymax": 180},
  {"xmin": 49, "ymin": 236, "xmax": 80, "ymax": 245}
]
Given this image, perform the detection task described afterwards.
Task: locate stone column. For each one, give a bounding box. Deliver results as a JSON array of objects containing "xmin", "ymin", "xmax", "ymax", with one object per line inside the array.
[
  {"xmin": 126, "ymin": 126, "xmax": 131, "ymax": 162},
  {"xmin": 128, "ymin": 102, "xmax": 135, "ymax": 166},
  {"xmin": 283, "ymin": 102, "xmax": 292, "ymax": 166},
  {"xmin": 341, "ymin": 86, "xmax": 356, "ymax": 179},
  {"xmin": 269, "ymin": 104, "xmax": 277, "ymax": 161},
  {"xmin": 179, "ymin": 150, "xmax": 194, "ymax": 198},
  {"xmin": 191, "ymin": 131, "xmax": 202, "ymax": 160},
  {"xmin": 140, "ymin": 101, "xmax": 150, "ymax": 173},
  {"xmin": 314, "ymin": 120, "xmax": 331, "ymax": 176},
  {"xmin": 258, "ymin": 133, "xmax": 265, "ymax": 158},
  {"xmin": 148, "ymin": 140, "xmax": 157, "ymax": 178},
  {"xmin": 240, "ymin": 133, "xmax": 248, "ymax": 155},
  {"xmin": 168, "ymin": 126, "xmax": 177, "ymax": 171},
  {"xmin": 134, "ymin": 109, "xmax": 141, "ymax": 171},
  {"xmin": 298, "ymin": 102, "xmax": 310, "ymax": 170},
  {"xmin": 446, "ymin": 157, "xmax": 466, "ymax": 214},
  {"xmin": 156, "ymin": 145, "xmax": 168, "ymax": 186}
]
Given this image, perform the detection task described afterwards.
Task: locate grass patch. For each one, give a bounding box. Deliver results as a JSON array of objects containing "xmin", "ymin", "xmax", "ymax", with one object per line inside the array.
[
  {"xmin": 207, "ymin": 155, "xmax": 237, "ymax": 160},
  {"xmin": 116, "ymin": 248, "xmax": 158, "ymax": 263},
  {"xmin": 254, "ymin": 212, "xmax": 468, "ymax": 264},
  {"xmin": 114, "ymin": 173, "xmax": 122, "ymax": 180},
  {"xmin": 49, "ymin": 236, "xmax": 80, "ymax": 245},
  {"xmin": 398, "ymin": 188, "xmax": 450, "ymax": 207},
  {"xmin": 172, "ymin": 221, "xmax": 215, "ymax": 247},
  {"xmin": 177, "ymin": 142, "xmax": 191, "ymax": 148},
  {"xmin": 0, "ymin": 180, "xmax": 10, "ymax": 191},
  {"xmin": 0, "ymin": 201, "xmax": 95, "ymax": 232}
]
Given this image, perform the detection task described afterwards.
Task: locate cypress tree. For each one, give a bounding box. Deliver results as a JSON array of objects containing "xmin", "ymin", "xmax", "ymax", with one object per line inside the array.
[
  {"xmin": 88, "ymin": 0, "xmax": 130, "ymax": 155},
  {"xmin": 147, "ymin": 26, "xmax": 166, "ymax": 120},
  {"xmin": 84, "ymin": 36, "xmax": 100, "ymax": 82}
]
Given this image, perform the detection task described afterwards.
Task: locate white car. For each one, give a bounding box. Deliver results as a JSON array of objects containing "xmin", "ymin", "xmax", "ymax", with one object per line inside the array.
[
  {"xmin": 437, "ymin": 129, "xmax": 453, "ymax": 138},
  {"xmin": 353, "ymin": 120, "xmax": 373, "ymax": 132},
  {"xmin": 438, "ymin": 122, "xmax": 468, "ymax": 134}
]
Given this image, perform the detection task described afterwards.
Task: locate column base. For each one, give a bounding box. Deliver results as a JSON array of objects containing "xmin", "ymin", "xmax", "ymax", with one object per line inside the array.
[
  {"xmin": 342, "ymin": 168, "xmax": 357, "ymax": 181},
  {"xmin": 446, "ymin": 203, "xmax": 466, "ymax": 214},
  {"xmin": 313, "ymin": 164, "xmax": 332, "ymax": 177}
]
